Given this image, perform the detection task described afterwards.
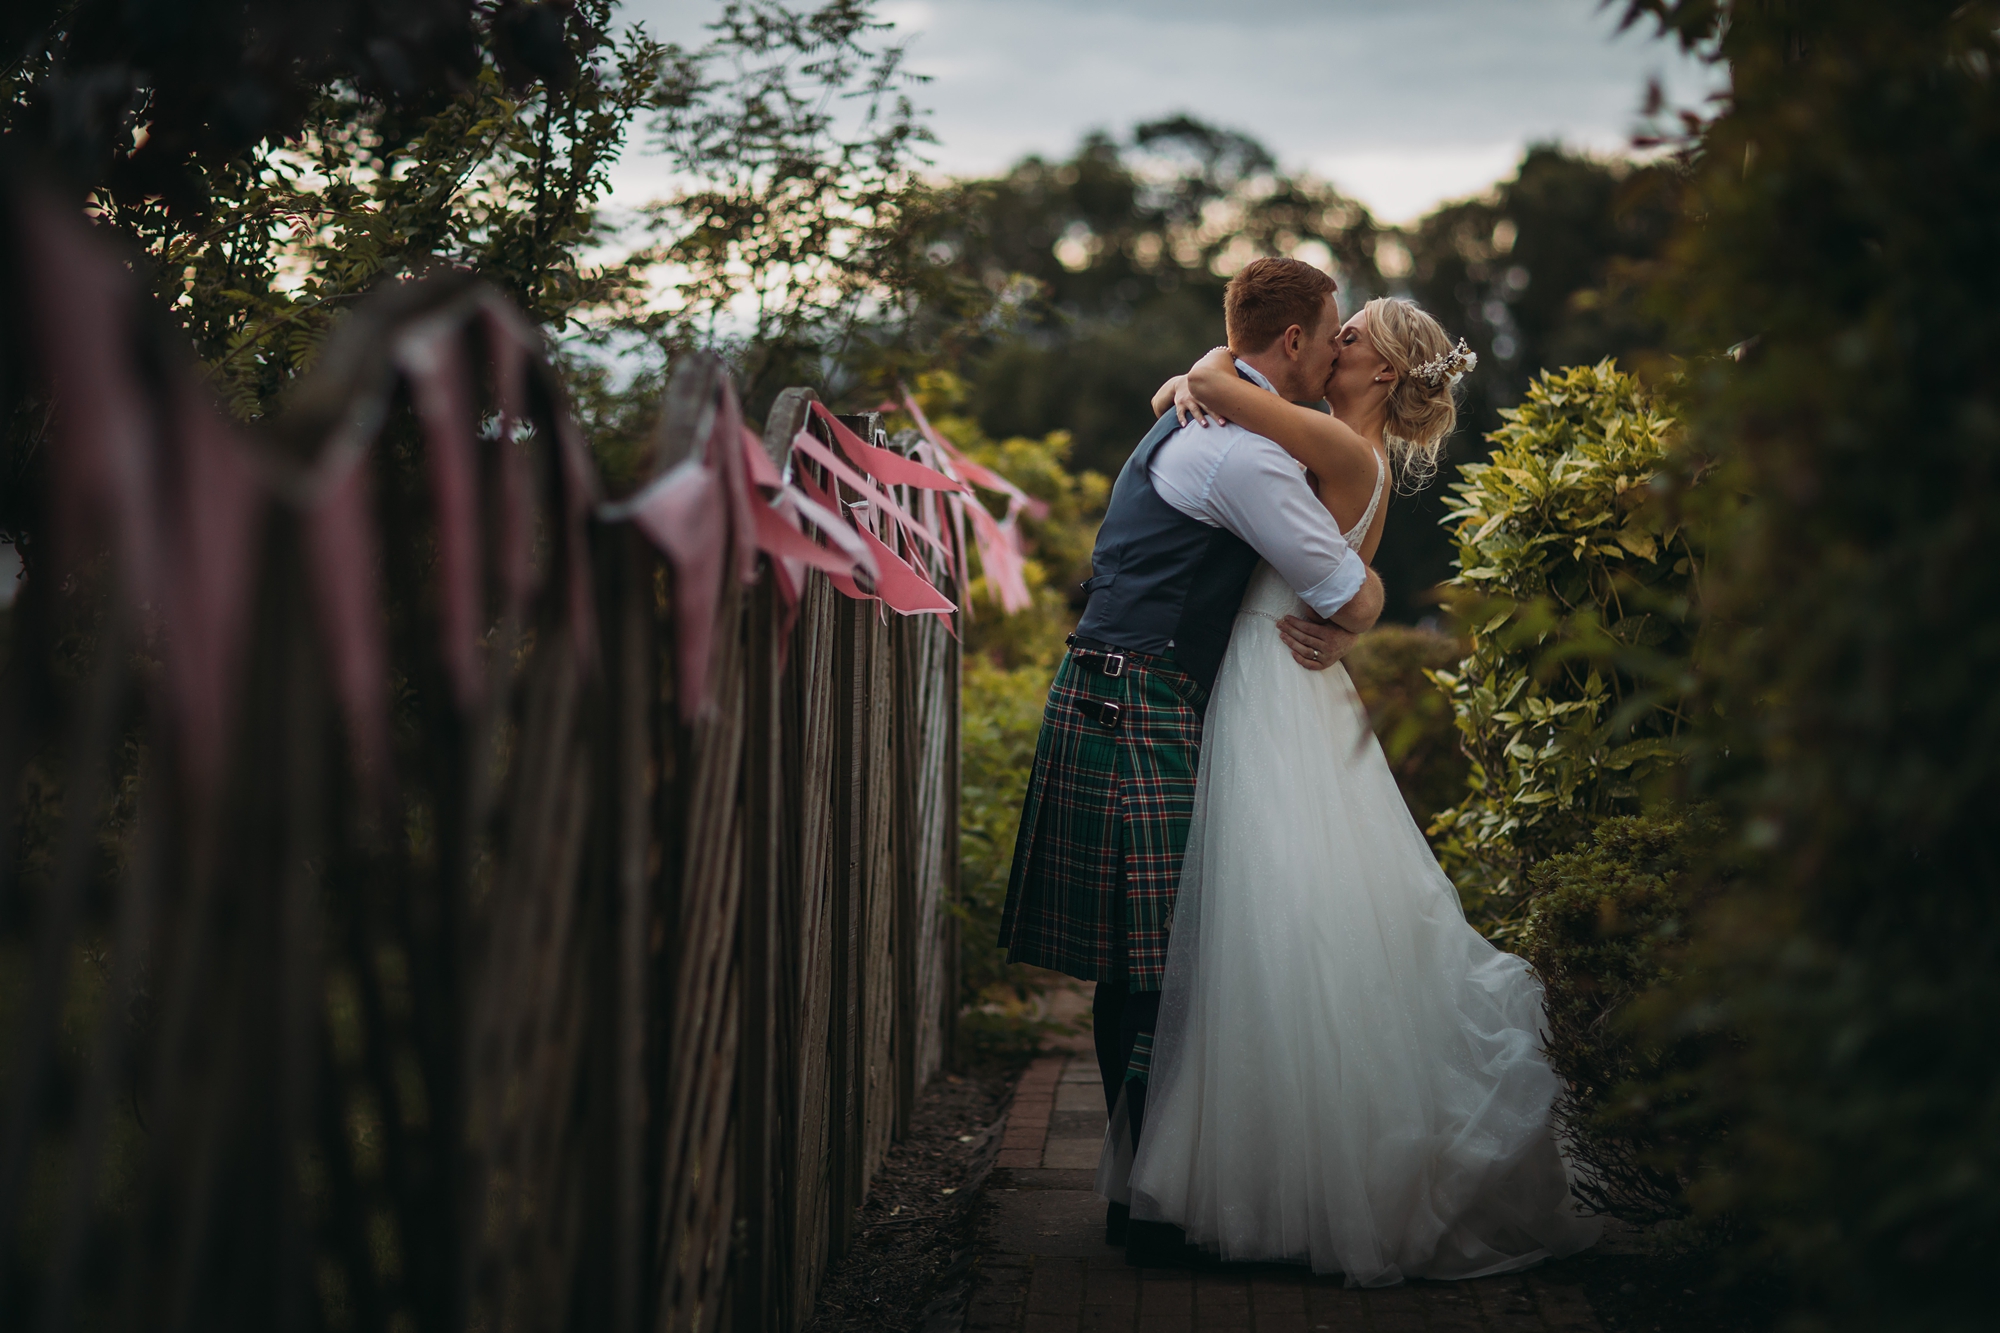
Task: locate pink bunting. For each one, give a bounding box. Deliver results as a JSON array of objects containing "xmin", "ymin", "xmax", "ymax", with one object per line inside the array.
[
  {"xmin": 625, "ymin": 456, "xmax": 727, "ymax": 721},
  {"xmin": 793, "ymin": 449, "xmax": 953, "ymax": 620},
  {"xmin": 794, "ymin": 454, "xmax": 898, "ymax": 608},
  {"xmin": 751, "ymin": 495, "xmax": 873, "ymax": 581},
  {"xmin": 303, "ymin": 450, "xmax": 393, "ymax": 787},
  {"xmin": 891, "ymin": 389, "xmax": 1043, "ymax": 615},
  {"xmin": 742, "ymin": 424, "xmax": 785, "ymax": 490},
  {"xmin": 24, "ymin": 183, "xmax": 1001, "ymax": 765},
  {"xmin": 784, "ymin": 490, "xmax": 878, "ymax": 585},
  {"xmin": 789, "ymin": 429, "xmax": 953, "ymax": 568},
  {"xmin": 620, "ymin": 374, "xmax": 821, "ymax": 717},
  {"xmin": 23, "ymin": 191, "xmax": 268, "ymax": 797},
  {"xmin": 790, "ymin": 456, "xmax": 841, "ymax": 523},
  {"xmin": 21, "ymin": 193, "xmax": 163, "ymax": 607},
  {"xmin": 711, "ymin": 379, "xmax": 761, "ymax": 586},
  {"xmin": 853, "ymin": 525, "xmax": 955, "ymax": 617},
  {"xmin": 948, "ymin": 493, "xmax": 973, "ymax": 607},
  {"xmin": 738, "ymin": 424, "xmax": 804, "ymax": 607},
  {"xmin": 479, "ymin": 303, "xmax": 540, "ymax": 623},
  {"xmin": 900, "ymin": 387, "xmax": 1050, "ymax": 520},
  {"xmin": 809, "ymin": 400, "xmax": 969, "ymax": 493},
  {"xmin": 966, "ymin": 496, "xmax": 1034, "ymax": 614},
  {"xmin": 396, "ymin": 320, "xmax": 486, "ymax": 711},
  {"xmin": 156, "ymin": 382, "xmax": 268, "ymax": 793},
  {"xmin": 908, "ymin": 437, "xmax": 974, "ymax": 603}
]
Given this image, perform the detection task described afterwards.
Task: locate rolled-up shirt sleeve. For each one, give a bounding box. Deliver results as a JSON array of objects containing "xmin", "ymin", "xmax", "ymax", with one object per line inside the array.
[{"xmin": 1203, "ymin": 439, "xmax": 1368, "ymax": 619}]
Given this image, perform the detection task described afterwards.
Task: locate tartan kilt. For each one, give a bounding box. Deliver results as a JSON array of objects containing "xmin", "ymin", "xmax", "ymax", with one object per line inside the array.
[{"xmin": 998, "ymin": 647, "xmax": 1206, "ymax": 992}]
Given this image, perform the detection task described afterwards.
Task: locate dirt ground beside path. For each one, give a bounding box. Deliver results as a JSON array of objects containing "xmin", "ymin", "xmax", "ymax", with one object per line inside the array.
[
  {"xmin": 803, "ymin": 975, "xmax": 1095, "ymax": 1333},
  {"xmin": 802, "ymin": 1060, "xmax": 1019, "ymax": 1333}
]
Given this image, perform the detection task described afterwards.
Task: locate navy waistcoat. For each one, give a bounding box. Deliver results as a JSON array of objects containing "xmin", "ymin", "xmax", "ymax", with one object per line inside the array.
[{"xmin": 1072, "ymin": 411, "xmax": 1263, "ymax": 701}]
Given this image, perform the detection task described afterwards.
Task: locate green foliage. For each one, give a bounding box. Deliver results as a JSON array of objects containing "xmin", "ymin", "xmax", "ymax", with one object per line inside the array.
[
  {"xmin": 887, "ymin": 376, "xmax": 1106, "ymax": 1037},
  {"xmin": 7, "ymin": 0, "xmax": 964, "ymax": 446},
  {"xmin": 22, "ymin": 2, "xmax": 662, "ymax": 423},
  {"xmin": 0, "ymin": 1, "xmax": 477, "ymax": 216},
  {"xmin": 1427, "ymin": 362, "xmax": 1697, "ymax": 932},
  {"xmin": 1402, "ymin": 147, "xmax": 1686, "ymax": 446},
  {"xmin": 1620, "ymin": 4, "xmax": 2000, "ymax": 1326},
  {"xmin": 921, "ymin": 131, "xmax": 1691, "ymax": 621},
  {"xmin": 1518, "ymin": 811, "xmax": 1725, "ymax": 1224},
  {"xmin": 900, "ymin": 372, "xmax": 1109, "ymax": 673},
  {"xmin": 1341, "ymin": 626, "xmax": 1469, "ymax": 831},
  {"xmin": 951, "ymin": 600, "xmax": 1067, "ymax": 1016},
  {"xmin": 631, "ymin": 0, "xmax": 989, "ymax": 413},
  {"xmin": 925, "ymin": 120, "xmax": 1389, "ymax": 479},
  {"xmin": 1381, "ymin": 146, "xmax": 1689, "ymax": 609},
  {"xmin": 953, "ymin": 652, "xmax": 1065, "ymax": 1055}
]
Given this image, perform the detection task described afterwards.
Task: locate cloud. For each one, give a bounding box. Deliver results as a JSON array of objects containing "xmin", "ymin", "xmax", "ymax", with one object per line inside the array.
[{"xmin": 614, "ymin": 0, "xmax": 1723, "ymax": 222}]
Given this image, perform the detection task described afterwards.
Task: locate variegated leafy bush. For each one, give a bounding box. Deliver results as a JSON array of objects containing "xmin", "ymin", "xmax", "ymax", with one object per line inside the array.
[{"xmin": 1426, "ymin": 361, "xmax": 1700, "ymax": 934}]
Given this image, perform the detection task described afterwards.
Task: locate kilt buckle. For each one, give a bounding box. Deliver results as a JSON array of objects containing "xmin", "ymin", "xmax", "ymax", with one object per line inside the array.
[
  {"xmin": 1100, "ymin": 652, "xmax": 1127, "ymax": 678},
  {"xmin": 1097, "ymin": 701, "xmax": 1123, "ymax": 730}
]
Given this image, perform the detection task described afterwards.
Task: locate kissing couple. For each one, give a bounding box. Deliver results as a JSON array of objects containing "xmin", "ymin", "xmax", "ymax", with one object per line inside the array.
[{"xmin": 998, "ymin": 258, "xmax": 1600, "ymax": 1285}]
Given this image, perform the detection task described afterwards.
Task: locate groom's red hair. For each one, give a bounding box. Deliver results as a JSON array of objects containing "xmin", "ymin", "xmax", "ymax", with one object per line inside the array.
[{"xmin": 1225, "ymin": 257, "xmax": 1337, "ymax": 354}]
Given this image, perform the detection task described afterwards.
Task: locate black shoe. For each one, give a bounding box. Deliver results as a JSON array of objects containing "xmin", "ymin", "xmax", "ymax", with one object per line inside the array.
[
  {"xmin": 1124, "ymin": 1218, "xmax": 1206, "ymax": 1270},
  {"xmin": 1104, "ymin": 1201, "xmax": 1129, "ymax": 1246}
]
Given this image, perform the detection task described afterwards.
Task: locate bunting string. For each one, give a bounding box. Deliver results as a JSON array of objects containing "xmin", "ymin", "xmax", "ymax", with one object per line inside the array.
[{"xmin": 16, "ymin": 179, "xmax": 1043, "ymax": 756}]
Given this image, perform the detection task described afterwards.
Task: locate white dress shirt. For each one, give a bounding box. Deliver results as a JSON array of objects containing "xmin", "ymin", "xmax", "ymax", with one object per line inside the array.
[{"xmin": 1147, "ymin": 360, "xmax": 1368, "ymax": 619}]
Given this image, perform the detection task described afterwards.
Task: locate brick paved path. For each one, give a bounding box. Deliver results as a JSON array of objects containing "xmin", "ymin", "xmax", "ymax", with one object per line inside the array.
[{"xmin": 969, "ymin": 1053, "xmax": 1604, "ymax": 1333}]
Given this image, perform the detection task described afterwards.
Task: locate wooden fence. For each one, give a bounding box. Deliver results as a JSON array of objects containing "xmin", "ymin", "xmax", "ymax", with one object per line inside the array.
[{"xmin": 0, "ymin": 195, "xmax": 961, "ymax": 1333}]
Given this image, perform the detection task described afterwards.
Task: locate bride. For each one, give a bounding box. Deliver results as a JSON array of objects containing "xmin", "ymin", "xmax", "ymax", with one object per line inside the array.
[{"xmin": 1100, "ymin": 298, "xmax": 1601, "ymax": 1286}]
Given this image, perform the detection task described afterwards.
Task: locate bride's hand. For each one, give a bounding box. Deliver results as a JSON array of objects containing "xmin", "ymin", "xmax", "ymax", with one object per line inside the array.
[
  {"xmin": 1278, "ymin": 615, "xmax": 1357, "ymax": 671},
  {"xmin": 1172, "ymin": 375, "xmax": 1228, "ymax": 427}
]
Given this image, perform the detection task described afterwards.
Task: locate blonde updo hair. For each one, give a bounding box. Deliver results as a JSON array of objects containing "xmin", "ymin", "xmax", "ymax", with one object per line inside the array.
[{"xmin": 1362, "ymin": 297, "xmax": 1462, "ymax": 490}]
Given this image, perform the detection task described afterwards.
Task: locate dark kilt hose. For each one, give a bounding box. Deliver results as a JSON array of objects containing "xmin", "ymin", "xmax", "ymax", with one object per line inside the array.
[{"xmin": 998, "ymin": 638, "xmax": 1205, "ymax": 1141}]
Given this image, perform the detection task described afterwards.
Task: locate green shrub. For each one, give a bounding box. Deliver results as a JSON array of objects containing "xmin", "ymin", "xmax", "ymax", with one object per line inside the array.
[
  {"xmin": 1626, "ymin": 4, "xmax": 2000, "ymax": 1325},
  {"xmin": 899, "ymin": 375, "xmax": 1109, "ymax": 1053},
  {"xmin": 956, "ymin": 653, "xmax": 1058, "ymax": 1009},
  {"xmin": 1426, "ymin": 362, "xmax": 1698, "ymax": 934},
  {"xmin": 1342, "ymin": 625, "xmax": 1468, "ymax": 831},
  {"xmin": 1519, "ymin": 811, "xmax": 1726, "ymax": 1223}
]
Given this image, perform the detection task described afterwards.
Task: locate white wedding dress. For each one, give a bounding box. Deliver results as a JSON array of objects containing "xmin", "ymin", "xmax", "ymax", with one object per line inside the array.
[{"xmin": 1099, "ymin": 459, "xmax": 1600, "ymax": 1286}]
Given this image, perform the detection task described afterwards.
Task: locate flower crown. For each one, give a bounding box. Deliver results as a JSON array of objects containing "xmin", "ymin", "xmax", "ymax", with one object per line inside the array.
[{"xmin": 1413, "ymin": 338, "xmax": 1477, "ymax": 389}]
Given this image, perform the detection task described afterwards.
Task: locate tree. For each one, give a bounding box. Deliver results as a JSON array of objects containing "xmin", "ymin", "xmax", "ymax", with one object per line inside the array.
[
  {"xmin": 624, "ymin": 0, "xmax": 982, "ymax": 418},
  {"xmin": 927, "ymin": 119, "xmax": 1388, "ymax": 481},
  {"xmin": 1379, "ymin": 147, "xmax": 1687, "ymax": 619},
  {"xmin": 925, "ymin": 129, "xmax": 1689, "ymax": 622},
  {"xmin": 2, "ymin": 1, "xmax": 662, "ymax": 426},
  {"xmin": 0, "ymin": 0, "xmax": 480, "ymax": 216},
  {"xmin": 2, "ymin": 0, "xmax": 967, "ymax": 502}
]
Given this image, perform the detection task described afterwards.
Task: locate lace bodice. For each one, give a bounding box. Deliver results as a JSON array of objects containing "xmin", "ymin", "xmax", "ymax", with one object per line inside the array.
[{"xmin": 1240, "ymin": 451, "xmax": 1386, "ymax": 620}]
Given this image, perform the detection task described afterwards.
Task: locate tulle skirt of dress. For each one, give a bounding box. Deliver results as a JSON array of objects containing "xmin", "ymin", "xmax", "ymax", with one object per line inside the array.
[{"xmin": 1103, "ymin": 580, "xmax": 1601, "ymax": 1287}]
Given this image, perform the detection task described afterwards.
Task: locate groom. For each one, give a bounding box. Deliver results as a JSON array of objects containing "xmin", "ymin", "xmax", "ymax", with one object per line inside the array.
[{"xmin": 998, "ymin": 257, "xmax": 1384, "ymax": 1259}]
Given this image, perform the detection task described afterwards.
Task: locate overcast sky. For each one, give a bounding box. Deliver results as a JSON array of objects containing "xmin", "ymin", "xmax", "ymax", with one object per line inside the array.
[{"xmin": 611, "ymin": 0, "xmax": 1723, "ymax": 224}]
